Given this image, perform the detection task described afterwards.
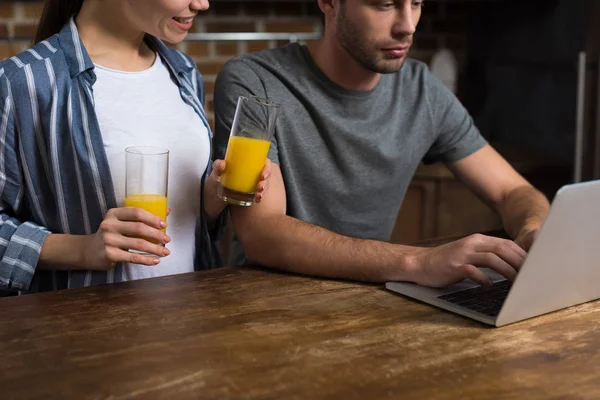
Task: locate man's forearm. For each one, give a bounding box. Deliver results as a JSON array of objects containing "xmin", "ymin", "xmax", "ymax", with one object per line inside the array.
[
  {"xmin": 235, "ymin": 213, "xmax": 419, "ymax": 282},
  {"xmin": 499, "ymin": 185, "xmax": 550, "ymax": 238}
]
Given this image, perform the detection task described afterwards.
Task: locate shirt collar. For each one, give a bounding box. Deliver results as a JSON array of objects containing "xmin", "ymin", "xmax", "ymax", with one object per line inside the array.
[
  {"xmin": 58, "ymin": 17, "xmax": 95, "ymax": 80},
  {"xmin": 145, "ymin": 35, "xmax": 195, "ymax": 81}
]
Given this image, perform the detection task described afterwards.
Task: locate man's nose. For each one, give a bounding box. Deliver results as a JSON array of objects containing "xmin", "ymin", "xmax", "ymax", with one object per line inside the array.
[{"xmin": 391, "ymin": 4, "xmax": 417, "ymax": 38}]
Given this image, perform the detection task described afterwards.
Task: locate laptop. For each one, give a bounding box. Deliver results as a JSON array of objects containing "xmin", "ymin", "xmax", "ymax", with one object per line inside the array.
[{"xmin": 386, "ymin": 180, "xmax": 600, "ymax": 327}]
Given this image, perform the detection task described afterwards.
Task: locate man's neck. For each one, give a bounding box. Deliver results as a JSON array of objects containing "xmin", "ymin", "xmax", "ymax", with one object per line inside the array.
[
  {"xmin": 306, "ymin": 35, "xmax": 381, "ymax": 92},
  {"xmin": 76, "ymin": 1, "xmax": 155, "ymax": 72}
]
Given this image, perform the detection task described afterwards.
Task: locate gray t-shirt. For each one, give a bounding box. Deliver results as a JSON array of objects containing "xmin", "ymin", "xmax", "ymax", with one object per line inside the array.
[{"xmin": 214, "ymin": 44, "xmax": 486, "ymax": 264}]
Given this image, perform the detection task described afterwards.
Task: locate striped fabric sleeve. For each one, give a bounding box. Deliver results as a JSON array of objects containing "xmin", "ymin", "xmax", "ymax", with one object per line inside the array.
[
  {"xmin": 0, "ymin": 212, "xmax": 50, "ymax": 292},
  {"xmin": 0, "ymin": 73, "xmax": 50, "ymax": 292}
]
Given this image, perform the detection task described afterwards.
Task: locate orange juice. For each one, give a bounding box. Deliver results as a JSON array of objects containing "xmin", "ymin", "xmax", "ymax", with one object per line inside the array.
[
  {"xmin": 222, "ymin": 136, "xmax": 271, "ymax": 194},
  {"xmin": 124, "ymin": 194, "xmax": 168, "ymax": 228}
]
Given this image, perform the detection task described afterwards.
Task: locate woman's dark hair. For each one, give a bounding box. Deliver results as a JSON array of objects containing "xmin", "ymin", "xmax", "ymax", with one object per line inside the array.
[{"xmin": 35, "ymin": 0, "xmax": 84, "ymax": 43}]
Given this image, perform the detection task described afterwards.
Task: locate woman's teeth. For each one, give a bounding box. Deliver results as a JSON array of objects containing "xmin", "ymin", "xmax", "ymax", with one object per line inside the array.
[{"xmin": 173, "ymin": 17, "xmax": 193, "ymax": 24}]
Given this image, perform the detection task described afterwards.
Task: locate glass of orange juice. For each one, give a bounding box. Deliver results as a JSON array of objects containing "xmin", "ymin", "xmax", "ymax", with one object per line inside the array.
[
  {"xmin": 218, "ymin": 95, "xmax": 280, "ymax": 206},
  {"xmin": 125, "ymin": 146, "xmax": 169, "ymax": 255}
]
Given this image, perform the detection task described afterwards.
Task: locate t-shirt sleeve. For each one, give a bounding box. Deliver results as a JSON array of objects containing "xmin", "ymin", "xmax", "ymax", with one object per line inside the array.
[
  {"xmin": 213, "ymin": 58, "xmax": 280, "ymax": 164},
  {"xmin": 422, "ymin": 69, "xmax": 487, "ymax": 165}
]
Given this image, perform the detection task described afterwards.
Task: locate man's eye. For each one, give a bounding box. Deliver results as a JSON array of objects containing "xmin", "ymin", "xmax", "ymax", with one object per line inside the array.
[{"xmin": 378, "ymin": 2, "xmax": 395, "ymax": 10}]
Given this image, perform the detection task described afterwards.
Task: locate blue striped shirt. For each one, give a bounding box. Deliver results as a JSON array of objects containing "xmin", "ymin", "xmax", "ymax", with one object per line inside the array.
[{"xmin": 0, "ymin": 18, "xmax": 223, "ymax": 294}]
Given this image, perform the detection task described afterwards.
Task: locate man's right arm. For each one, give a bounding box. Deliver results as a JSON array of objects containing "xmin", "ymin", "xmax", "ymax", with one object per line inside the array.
[
  {"xmin": 230, "ymin": 163, "xmax": 415, "ymax": 282},
  {"xmin": 212, "ymin": 60, "xmax": 411, "ymax": 281},
  {"xmin": 232, "ymin": 163, "xmax": 528, "ymax": 286},
  {"xmin": 214, "ymin": 59, "xmax": 527, "ymax": 287}
]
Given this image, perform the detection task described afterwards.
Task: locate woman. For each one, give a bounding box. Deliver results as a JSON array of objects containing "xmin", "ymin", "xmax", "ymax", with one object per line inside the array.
[{"xmin": 0, "ymin": 0, "xmax": 270, "ymax": 293}]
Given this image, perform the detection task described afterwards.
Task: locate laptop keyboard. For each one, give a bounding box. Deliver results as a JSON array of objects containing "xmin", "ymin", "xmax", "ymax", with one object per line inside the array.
[{"xmin": 437, "ymin": 280, "xmax": 512, "ymax": 317}]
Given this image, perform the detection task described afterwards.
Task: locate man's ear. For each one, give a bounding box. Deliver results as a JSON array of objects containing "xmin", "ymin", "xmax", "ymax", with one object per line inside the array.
[
  {"xmin": 317, "ymin": 0, "xmax": 339, "ymax": 17},
  {"xmin": 317, "ymin": 0, "xmax": 342, "ymax": 30}
]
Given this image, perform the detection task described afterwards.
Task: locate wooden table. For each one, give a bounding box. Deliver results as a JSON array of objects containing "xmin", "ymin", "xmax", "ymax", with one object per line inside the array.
[{"xmin": 2, "ymin": 265, "xmax": 600, "ymax": 399}]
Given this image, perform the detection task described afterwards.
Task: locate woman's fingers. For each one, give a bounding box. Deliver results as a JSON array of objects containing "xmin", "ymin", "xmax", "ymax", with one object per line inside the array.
[
  {"xmin": 100, "ymin": 207, "xmax": 171, "ymax": 266},
  {"xmin": 118, "ymin": 220, "xmax": 170, "ymax": 244},
  {"xmin": 104, "ymin": 229, "xmax": 169, "ymax": 256},
  {"xmin": 109, "ymin": 207, "xmax": 166, "ymax": 230},
  {"xmin": 105, "ymin": 246, "xmax": 162, "ymax": 266}
]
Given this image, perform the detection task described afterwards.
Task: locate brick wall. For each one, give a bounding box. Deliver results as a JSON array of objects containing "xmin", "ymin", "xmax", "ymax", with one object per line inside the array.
[{"xmin": 0, "ymin": 1, "xmax": 468, "ymax": 129}]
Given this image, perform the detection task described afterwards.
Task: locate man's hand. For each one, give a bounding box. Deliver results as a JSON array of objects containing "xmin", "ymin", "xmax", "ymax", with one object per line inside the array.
[
  {"xmin": 411, "ymin": 234, "xmax": 528, "ymax": 288},
  {"xmin": 204, "ymin": 159, "xmax": 273, "ymax": 218},
  {"xmin": 210, "ymin": 159, "xmax": 272, "ymax": 203},
  {"xmin": 514, "ymin": 224, "xmax": 541, "ymax": 252},
  {"xmin": 448, "ymin": 146, "xmax": 550, "ymax": 255},
  {"xmin": 253, "ymin": 158, "xmax": 272, "ymax": 203}
]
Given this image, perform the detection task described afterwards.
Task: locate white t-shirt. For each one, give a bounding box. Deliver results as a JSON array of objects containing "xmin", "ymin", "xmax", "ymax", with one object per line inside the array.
[{"xmin": 94, "ymin": 54, "xmax": 210, "ymax": 281}]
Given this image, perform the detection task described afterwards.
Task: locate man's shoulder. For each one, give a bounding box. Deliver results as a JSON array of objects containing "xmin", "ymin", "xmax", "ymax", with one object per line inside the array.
[
  {"xmin": 398, "ymin": 58, "xmax": 431, "ymax": 80},
  {"xmin": 219, "ymin": 44, "xmax": 304, "ymax": 77},
  {"xmin": 388, "ymin": 58, "xmax": 448, "ymax": 98}
]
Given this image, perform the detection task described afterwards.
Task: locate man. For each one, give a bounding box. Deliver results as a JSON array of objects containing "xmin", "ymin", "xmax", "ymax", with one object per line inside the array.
[{"xmin": 213, "ymin": 0, "xmax": 550, "ymax": 288}]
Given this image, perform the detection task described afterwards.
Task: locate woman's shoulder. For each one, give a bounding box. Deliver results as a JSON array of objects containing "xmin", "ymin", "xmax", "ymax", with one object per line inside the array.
[{"xmin": 0, "ymin": 35, "xmax": 65, "ymax": 88}]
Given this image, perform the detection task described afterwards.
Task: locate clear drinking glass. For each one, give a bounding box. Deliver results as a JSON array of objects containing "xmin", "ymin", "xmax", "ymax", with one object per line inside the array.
[
  {"xmin": 218, "ymin": 95, "xmax": 280, "ymax": 206},
  {"xmin": 125, "ymin": 146, "xmax": 169, "ymax": 255}
]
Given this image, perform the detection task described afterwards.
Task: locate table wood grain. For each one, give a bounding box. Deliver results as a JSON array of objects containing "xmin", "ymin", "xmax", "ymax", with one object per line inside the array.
[{"xmin": 2, "ymin": 265, "xmax": 600, "ymax": 399}]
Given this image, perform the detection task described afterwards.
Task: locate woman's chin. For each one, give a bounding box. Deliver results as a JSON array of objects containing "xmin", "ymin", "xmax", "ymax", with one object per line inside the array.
[{"xmin": 161, "ymin": 30, "xmax": 188, "ymax": 45}]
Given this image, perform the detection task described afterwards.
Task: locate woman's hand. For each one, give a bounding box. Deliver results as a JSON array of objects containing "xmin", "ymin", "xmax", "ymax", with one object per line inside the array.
[{"xmin": 82, "ymin": 207, "xmax": 171, "ymax": 270}]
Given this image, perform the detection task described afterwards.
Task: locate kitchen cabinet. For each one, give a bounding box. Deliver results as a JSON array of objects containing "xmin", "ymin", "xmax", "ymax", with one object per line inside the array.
[{"xmin": 390, "ymin": 164, "xmax": 502, "ymax": 244}]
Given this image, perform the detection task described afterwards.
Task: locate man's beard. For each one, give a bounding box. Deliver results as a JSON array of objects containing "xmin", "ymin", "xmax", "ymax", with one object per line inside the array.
[{"xmin": 335, "ymin": 7, "xmax": 409, "ymax": 74}]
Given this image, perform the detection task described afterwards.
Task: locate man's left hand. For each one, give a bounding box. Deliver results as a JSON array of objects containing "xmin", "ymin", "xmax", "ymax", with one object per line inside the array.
[{"xmin": 514, "ymin": 225, "xmax": 541, "ymax": 252}]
